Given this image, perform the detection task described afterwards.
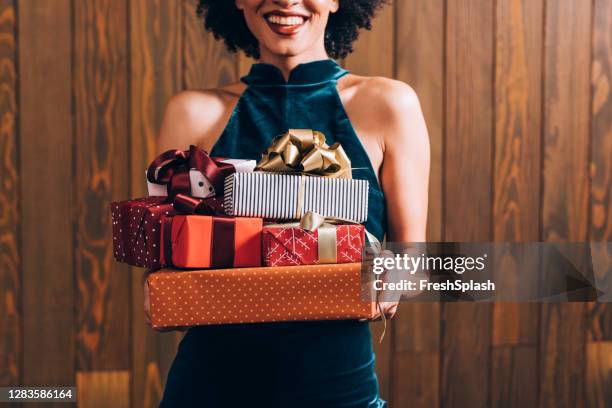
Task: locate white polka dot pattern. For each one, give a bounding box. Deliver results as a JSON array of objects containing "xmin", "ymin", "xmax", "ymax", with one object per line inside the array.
[
  {"xmin": 111, "ymin": 197, "xmax": 177, "ymax": 269},
  {"xmin": 146, "ymin": 263, "xmax": 376, "ymax": 328}
]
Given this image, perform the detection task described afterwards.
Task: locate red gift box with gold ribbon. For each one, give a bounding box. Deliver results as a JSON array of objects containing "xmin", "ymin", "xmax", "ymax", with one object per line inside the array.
[{"xmin": 262, "ymin": 223, "xmax": 365, "ymax": 267}]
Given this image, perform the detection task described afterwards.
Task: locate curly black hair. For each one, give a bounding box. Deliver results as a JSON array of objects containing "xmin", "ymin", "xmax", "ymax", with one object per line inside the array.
[{"xmin": 196, "ymin": 0, "xmax": 387, "ymax": 60}]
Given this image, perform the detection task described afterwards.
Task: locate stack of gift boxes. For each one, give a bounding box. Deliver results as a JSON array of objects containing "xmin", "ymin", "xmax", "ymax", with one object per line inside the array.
[{"xmin": 111, "ymin": 129, "xmax": 378, "ymax": 330}]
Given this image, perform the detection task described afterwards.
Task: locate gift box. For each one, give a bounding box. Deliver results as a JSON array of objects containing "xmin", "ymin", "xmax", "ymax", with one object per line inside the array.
[
  {"xmin": 147, "ymin": 159, "xmax": 256, "ymax": 198},
  {"xmin": 146, "ymin": 263, "xmax": 377, "ymax": 329},
  {"xmin": 262, "ymin": 223, "xmax": 365, "ymax": 266},
  {"xmin": 160, "ymin": 215, "xmax": 263, "ymax": 269},
  {"xmin": 223, "ymin": 172, "xmax": 369, "ymax": 222},
  {"xmin": 110, "ymin": 195, "xmax": 224, "ymax": 269}
]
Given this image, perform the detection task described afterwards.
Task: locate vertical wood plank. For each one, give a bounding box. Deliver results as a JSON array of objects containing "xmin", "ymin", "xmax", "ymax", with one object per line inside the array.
[
  {"xmin": 540, "ymin": 0, "xmax": 592, "ymax": 407},
  {"xmin": 18, "ymin": 0, "xmax": 74, "ymax": 391},
  {"xmin": 0, "ymin": 0, "xmax": 18, "ymax": 388},
  {"xmin": 130, "ymin": 0, "xmax": 182, "ymax": 406},
  {"xmin": 491, "ymin": 0, "xmax": 543, "ymax": 405},
  {"xmin": 343, "ymin": 1, "xmax": 394, "ymax": 77},
  {"xmin": 494, "ymin": 0, "xmax": 543, "ymax": 250},
  {"xmin": 588, "ymin": 1, "xmax": 612, "ymax": 406},
  {"xmin": 183, "ymin": 0, "xmax": 237, "ymax": 89},
  {"xmin": 491, "ymin": 346, "xmax": 538, "ymax": 408},
  {"xmin": 343, "ymin": 3, "xmax": 395, "ymax": 401},
  {"xmin": 588, "ymin": 0, "xmax": 612, "ymax": 340},
  {"xmin": 591, "ymin": 0, "xmax": 612, "ymax": 244},
  {"xmin": 77, "ymin": 370, "xmax": 130, "ymax": 408},
  {"xmin": 541, "ymin": 0, "xmax": 591, "ymax": 243},
  {"xmin": 586, "ymin": 342, "xmax": 612, "ymax": 408},
  {"xmin": 74, "ymin": 0, "xmax": 130, "ymax": 372},
  {"xmin": 443, "ymin": 1, "xmax": 494, "ymax": 407},
  {"xmin": 392, "ymin": 352, "xmax": 439, "ymax": 408},
  {"xmin": 393, "ymin": 0, "xmax": 444, "ymax": 406}
]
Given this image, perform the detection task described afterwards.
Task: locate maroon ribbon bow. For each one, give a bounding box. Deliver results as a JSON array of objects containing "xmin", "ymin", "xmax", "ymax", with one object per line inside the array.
[
  {"xmin": 172, "ymin": 194, "xmax": 225, "ymax": 216},
  {"xmin": 146, "ymin": 145, "xmax": 233, "ymax": 198}
]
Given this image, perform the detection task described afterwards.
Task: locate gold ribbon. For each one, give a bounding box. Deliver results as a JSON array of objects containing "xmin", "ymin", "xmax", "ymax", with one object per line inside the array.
[{"xmin": 256, "ymin": 129, "xmax": 352, "ymax": 179}]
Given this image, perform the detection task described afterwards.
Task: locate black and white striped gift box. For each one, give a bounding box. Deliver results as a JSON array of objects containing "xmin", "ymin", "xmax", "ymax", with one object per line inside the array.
[{"xmin": 224, "ymin": 173, "xmax": 369, "ymax": 222}]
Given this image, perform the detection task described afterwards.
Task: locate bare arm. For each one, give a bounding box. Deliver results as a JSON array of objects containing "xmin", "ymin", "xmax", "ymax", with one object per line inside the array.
[{"xmin": 378, "ymin": 82, "xmax": 430, "ymax": 243}]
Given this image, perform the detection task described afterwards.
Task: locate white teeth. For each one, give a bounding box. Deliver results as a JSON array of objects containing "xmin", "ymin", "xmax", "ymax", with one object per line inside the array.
[{"xmin": 266, "ymin": 15, "xmax": 305, "ymax": 26}]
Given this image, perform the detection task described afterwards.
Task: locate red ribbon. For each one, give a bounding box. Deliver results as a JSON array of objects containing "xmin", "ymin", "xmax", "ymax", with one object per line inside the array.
[
  {"xmin": 146, "ymin": 145, "xmax": 234, "ymax": 198},
  {"xmin": 211, "ymin": 218, "xmax": 235, "ymax": 268}
]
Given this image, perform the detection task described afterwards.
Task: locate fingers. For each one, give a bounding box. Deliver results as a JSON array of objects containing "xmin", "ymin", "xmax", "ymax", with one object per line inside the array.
[{"xmin": 143, "ymin": 277, "xmax": 152, "ymax": 327}]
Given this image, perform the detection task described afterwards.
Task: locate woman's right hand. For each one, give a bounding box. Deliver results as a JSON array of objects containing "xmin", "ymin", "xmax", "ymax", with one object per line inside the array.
[{"xmin": 142, "ymin": 270, "xmax": 153, "ymax": 328}]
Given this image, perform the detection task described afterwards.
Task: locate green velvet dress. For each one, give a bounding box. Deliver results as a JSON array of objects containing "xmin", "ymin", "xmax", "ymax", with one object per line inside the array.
[{"xmin": 160, "ymin": 59, "xmax": 388, "ymax": 408}]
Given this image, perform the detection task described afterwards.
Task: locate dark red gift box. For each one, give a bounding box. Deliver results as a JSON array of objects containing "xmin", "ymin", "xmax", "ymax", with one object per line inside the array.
[{"xmin": 111, "ymin": 196, "xmax": 223, "ymax": 269}]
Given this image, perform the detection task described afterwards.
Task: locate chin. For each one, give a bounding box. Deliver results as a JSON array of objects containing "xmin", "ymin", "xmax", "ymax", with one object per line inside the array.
[{"xmin": 262, "ymin": 42, "xmax": 310, "ymax": 58}]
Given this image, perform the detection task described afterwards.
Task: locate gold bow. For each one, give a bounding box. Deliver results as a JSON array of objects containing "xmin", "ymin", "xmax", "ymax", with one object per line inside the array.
[{"xmin": 256, "ymin": 129, "xmax": 352, "ymax": 179}]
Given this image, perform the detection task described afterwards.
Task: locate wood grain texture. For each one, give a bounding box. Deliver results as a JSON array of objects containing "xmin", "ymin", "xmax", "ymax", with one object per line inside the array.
[
  {"xmin": 491, "ymin": 346, "xmax": 538, "ymax": 408},
  {"xmin": 540, "ymin": 0, "xmax": 592, "ymax": 407},
  {"xmin": 591, "ymin": 0, "xmax": 612, "ymax": 243},
  {"xmin": 130, "ymin": 0, "xmax": 182, "ymax": 406},
  {"xmin": 182, "ymin": 0, "xmax": 237, "ymax": 89},
  {"xmin": 74, "ymin": 0, "xmax": 130, "ymax": 372},
  {"xmin": 392, "ymin": 352, "xmax": 439, "ymax": 408},
  {"xmin": 494, "ymin": 0, "xmax": 543, "ymax": 245},
  {"xmin": 539, "ymin": 303, "xmax": 587, "ymax": 408},
  {"xmin": 443, "ymin": 1, "xmax": 494, "ymax": 407},
  {"xmin": 586, "ymin": 342, "xmax": 612, "ymax": 408},
  {"xmin": 588, "ymin": 0, "xmax": 612, "ymax": 346},
  {"xmin": 343, "ymin": 1, "xmax": 394, "ymax": 76},
  {"xmin": 393, "ymin": 1, "xmax": 443, "ymax": 404},
  {"xmin": 542, "ymin": 0, "xmax": 591, "ymax": 243},
  {"xmin": 77, "ymin": 370, "xmax": 130, "ymax": 408},
  {"xmin": 491, "ymin": 1, "xmax": 543, "ymax": 404},
  {"xmin": 18, "ymin": 0, "xmax": 75, "ymax": 390},
  {"xmin": 0, "ymin": 0, "xmax": 18, "ymax": 387}
]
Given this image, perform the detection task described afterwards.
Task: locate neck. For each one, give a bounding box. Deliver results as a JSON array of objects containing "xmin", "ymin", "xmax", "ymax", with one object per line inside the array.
[{"xmin": 258, "ymin": 46, "xmax": 330, "ymax": 80}]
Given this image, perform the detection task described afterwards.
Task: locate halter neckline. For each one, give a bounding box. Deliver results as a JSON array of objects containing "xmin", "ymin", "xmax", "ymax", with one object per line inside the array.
[{"xmin": 241, "ymin": 59, "xmax": 349, "ymax": 86}]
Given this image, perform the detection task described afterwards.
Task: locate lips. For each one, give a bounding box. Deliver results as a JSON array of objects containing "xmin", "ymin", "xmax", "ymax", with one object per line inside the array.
[{"xmin": 264, "ymin": 11, "xmax": 309, "ymax": 36}]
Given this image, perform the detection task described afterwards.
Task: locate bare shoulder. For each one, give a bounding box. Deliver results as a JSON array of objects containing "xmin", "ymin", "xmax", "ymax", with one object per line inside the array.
[
  {"xmin": 339, "ymin": 75, "xmax": 426, "ymax": 151},
  {"xmin": 341, "ymin": 75, "xmax": 420, "ymax": 120},
  {"xmin": 157, "ymin": 81, "xmax": 245, "ymax": 152}
]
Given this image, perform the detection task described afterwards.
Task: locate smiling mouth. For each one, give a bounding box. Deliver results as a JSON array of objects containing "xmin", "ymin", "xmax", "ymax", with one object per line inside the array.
[{"xmin": 264, "ymin": 12, "xmax": 309, "ymax": 36}]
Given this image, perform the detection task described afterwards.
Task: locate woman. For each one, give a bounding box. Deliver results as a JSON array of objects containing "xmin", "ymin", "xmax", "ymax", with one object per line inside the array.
[{"xmin": 154, "ymin": 0, "xmax": 429, "ymax": 406}]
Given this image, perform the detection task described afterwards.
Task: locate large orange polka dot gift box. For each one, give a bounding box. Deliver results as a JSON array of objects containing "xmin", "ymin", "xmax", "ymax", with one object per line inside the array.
[{"xmin": 145, "ymin": 263, "xmax": 377, "ymax": 329}]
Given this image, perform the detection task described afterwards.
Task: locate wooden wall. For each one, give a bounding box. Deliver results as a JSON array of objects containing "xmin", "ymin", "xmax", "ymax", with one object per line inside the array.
[{"xmin": 0, "ymin": 0, "xmax": 610, "ymax": 407}]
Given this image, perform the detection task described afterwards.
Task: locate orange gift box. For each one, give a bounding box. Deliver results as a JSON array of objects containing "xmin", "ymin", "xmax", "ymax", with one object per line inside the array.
[
  {"xmin": 160, "ymin": 215, "xmax": 262, "ymax": 269},
  {"xmin": 146, "ymin": 263, "xmax": 377, "ymax": 329}
]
